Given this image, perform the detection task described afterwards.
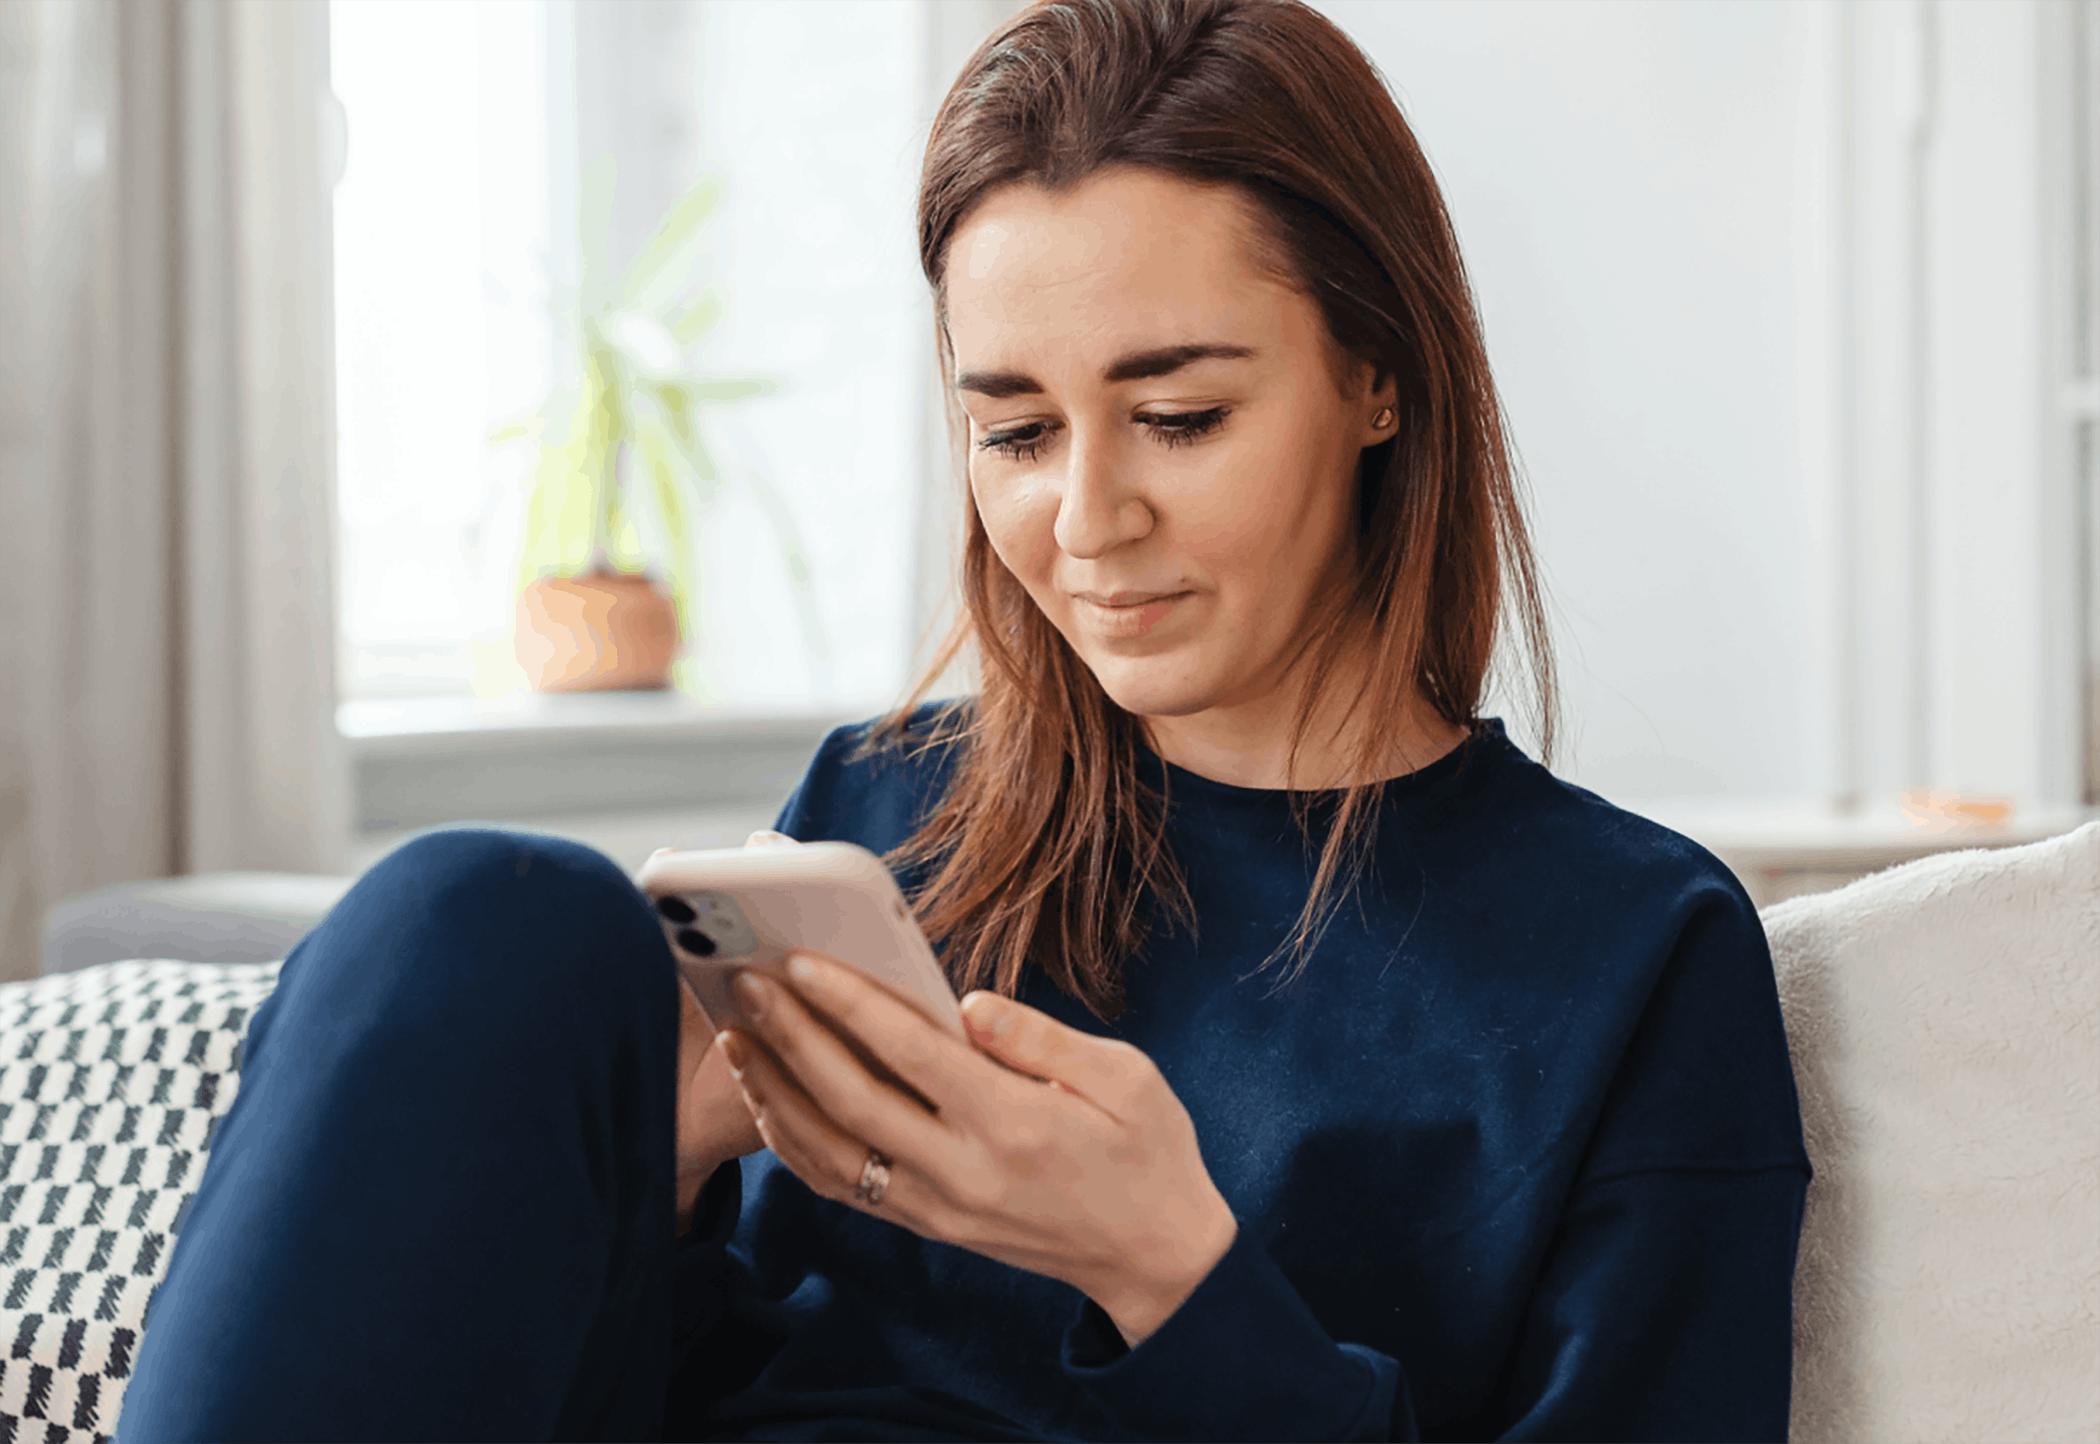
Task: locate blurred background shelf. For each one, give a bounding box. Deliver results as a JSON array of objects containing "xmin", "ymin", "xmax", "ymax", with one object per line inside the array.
[
  {"xmin": 1646, "ymin": 798, "xmax": 2100, "ymax": 909},
  {"xmin": 337, "ymin": 693, "xmax": 856, "ymax": 874}
]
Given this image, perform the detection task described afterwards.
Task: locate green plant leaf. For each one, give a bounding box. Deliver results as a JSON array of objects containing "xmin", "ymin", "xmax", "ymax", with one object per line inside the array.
[
  {"xmin": 680, "ymin": 378, "xmax": 777, "ymax": 403},
  {"xmin": 636, "ymin": 428, "xmax": 700, "ymax": 643},
  {"xmin": 515, "ymin": 387, "xmax": 601, "ymax": 589},
  {"xmin": 669, "ymin": 290, "xmax": 723, "ymax": 344},
  {"xmin": 647, "ymin": 384, "xmax": 695, "ymax": 448},
  {"xmin": 684, "ymin": 429, "xmax": 725, "ymax": 505},
  {"xmin": 606, "ymin": 463, "xmax": 647, "ymax": 572},
  {"xmin": 585, "ymin": 346, "xmax": 630, "ymax": 566},
  {"xmin": 623, "ymin": 173, "xmax": 724, "ymax": 312}
]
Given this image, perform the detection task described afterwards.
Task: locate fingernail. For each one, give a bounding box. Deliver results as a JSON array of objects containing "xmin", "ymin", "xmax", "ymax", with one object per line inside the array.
[
  {"xmin": 786, "ymin": 953, "xmax": 819, "ymax": 985},
  {"xmin": 734, "ymin": 970, "xmax": 768, "ymax": 1017},
  {"xmin": 716, "ymin": 1032, "xmax": 745, "ymax": 1072}
]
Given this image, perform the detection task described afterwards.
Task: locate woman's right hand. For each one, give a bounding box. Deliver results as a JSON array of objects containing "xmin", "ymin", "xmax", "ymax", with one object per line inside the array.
[{"xmin": 670, "ymin": 831, "xmax": 796, "ymax": 1232}]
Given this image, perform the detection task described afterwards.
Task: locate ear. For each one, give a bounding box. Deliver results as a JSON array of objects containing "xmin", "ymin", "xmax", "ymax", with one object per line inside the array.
[
  {"xmin": 1359, "ymin": 366, "xmax": 1400, "ymax": 449},
  {"xmin": 1341, "ymin": 351, "xmax": 1399, "ymax": 446}
]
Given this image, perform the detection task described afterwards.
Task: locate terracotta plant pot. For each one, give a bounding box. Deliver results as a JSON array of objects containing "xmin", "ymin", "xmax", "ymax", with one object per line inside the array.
[{"xmin": 516, "ymin": 569, "xmax": 679, "ymax": 692}]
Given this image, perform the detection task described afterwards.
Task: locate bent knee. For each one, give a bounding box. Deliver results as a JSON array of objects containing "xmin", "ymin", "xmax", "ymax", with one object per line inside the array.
[
  {"xmin": 373, "ymin": 826, "xmax": 630, "ymax": 894},
  {"xmin": 304, "ymin": 827, "xmax": 671, "ymax": 1012}
]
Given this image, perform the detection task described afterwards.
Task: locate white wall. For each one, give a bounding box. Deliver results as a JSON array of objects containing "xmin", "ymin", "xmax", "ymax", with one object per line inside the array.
[{"xmin": 1316, "ymin": 0, "xmax": 2069, "ymax": 817}]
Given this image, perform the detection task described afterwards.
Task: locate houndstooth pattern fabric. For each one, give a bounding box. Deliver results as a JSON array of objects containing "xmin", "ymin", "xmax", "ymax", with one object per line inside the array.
[{"xmin": 0, "ymin": 960, "xmax": 280, "ymax": 1444}]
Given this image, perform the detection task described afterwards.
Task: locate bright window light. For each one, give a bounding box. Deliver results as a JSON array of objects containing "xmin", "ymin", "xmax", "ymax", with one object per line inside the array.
[{"xmin": 329, "ymin": 0, "xmax": 927, "ymax": 710}]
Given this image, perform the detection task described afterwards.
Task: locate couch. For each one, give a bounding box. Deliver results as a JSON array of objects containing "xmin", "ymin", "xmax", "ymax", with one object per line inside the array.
[{"xmin": 6, "ymin": 827, "xmax": 2096, "ymax": 1442}]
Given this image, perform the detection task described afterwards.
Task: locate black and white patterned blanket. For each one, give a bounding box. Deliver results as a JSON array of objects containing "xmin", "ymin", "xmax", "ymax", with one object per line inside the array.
[{"xmin": 0, "ymin": 960, "xmax": 278, "ymax": 1443}]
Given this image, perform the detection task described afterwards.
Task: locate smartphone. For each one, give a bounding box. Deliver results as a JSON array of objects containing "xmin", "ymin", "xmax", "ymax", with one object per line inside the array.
[{"xmin": 635, "ymin": 840, "xmax": 965, "ymax": 1038}]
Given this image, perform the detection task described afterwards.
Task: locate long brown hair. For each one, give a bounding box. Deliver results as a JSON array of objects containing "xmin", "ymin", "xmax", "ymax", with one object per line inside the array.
[{"xmin": 877, "ymin": 0, "xmax": 1556, "ymax": 1020}]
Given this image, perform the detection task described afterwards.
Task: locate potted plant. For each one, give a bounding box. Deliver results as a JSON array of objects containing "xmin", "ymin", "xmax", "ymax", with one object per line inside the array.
[{"xmin": 492, "ymin": 161, "xmax": 805, "ymax": 693}]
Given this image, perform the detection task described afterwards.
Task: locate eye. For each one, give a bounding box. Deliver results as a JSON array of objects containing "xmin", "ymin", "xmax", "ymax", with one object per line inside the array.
[
  {"xmin": 1139, "ymin": 406, "xmax": 1228, "ymax": 449},
  {"xmin": 975, "ymin": 407, "xmax": 1230, "ymax": 462}
]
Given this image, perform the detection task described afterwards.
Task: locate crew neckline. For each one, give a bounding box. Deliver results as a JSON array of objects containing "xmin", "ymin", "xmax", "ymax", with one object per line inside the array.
[{"xmin": 1135, "ymin": 716, "xmax": 1509, "ymax": 804}]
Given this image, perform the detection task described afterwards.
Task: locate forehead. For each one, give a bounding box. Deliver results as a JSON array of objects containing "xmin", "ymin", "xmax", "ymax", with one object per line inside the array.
[{"xmin": 942, "ymin": 168, "xmax": 1298, "ymax": 363}]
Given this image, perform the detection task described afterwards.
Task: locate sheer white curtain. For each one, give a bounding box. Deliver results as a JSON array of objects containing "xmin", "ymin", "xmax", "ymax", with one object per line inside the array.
[{"xmin": 0, "ymin": 0, "xmax": 345, "ymax": 981}]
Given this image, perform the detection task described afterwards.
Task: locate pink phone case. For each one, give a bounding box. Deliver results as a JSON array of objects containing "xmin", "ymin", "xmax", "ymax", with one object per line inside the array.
[{"xmin": 634, "ymin": 841, "xmax": 964, "ymax": 1036}]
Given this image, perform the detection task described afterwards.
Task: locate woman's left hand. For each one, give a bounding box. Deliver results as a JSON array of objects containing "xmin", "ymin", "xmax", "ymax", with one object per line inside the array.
[{"xmin": 714, "ymin": 952, "xmax": 1238, "ymax": 1348}]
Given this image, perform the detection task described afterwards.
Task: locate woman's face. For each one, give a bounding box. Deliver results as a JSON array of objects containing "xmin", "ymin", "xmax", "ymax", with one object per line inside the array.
[{"xmin": 944, "ymin": 166, "xmax": 1397, "ymax": 728}]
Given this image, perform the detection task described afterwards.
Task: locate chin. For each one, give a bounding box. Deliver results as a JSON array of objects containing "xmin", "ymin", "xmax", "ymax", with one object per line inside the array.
[{"xmin": 1076, "ymin": 651, "xmax": 1218, "ymax": 723}]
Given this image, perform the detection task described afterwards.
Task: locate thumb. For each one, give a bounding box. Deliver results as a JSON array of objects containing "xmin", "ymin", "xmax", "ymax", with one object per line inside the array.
[
  {"xmin": 745, "ymin": 829, "xmax": 799, "ymax": 848},
  {"xmin": 960, "ymin": 991, "xmax": 1153, "ymax": 1117}
]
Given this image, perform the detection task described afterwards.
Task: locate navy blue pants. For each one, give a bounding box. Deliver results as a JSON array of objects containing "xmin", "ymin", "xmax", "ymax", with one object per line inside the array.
[{"xmin": 119, "ymin": 829, "xmax": 688, "ymax": 1441}]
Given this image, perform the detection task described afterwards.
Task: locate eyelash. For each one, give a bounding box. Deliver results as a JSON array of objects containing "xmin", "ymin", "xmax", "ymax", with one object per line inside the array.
[{"xmin": 976, "ymin": 407, "xmax": 1229, "ymax": 463}]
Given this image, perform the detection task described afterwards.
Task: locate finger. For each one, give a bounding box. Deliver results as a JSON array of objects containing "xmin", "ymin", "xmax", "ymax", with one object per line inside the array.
[
  {"xmin": 773, "ymin": 952, "xmax": 999, "ymax": 1125},
  {"xmin": 958, "ymin": 991, "xmax": 1156, "ymax": 1119},
  {"xmin": 719, "ymin": 1029, "xmax": 932, "ymax": 1225},
  {"xmin": 718, "ymin": 1030, "xmax": 861, "ymax": 1200},
  {"xmin": 677, "ymin": 973, "xmax": 714, "ymax": 1053},
  {"xmin": 745, "ymin": 829, "xmax": 799, "ymax": 848},
  {"xmin": 735, "ymin": 968, "xmax": 956, "ymax": 1166},
  {"xmin": 739, "ymin": 957, "xmax": 945, "ymax": 1113}
]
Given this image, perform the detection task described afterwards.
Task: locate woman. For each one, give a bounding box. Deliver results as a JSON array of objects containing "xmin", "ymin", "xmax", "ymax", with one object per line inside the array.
[{"xmin": 121, "ymin": 0, "xmax": 1810, "ymax": 1439}]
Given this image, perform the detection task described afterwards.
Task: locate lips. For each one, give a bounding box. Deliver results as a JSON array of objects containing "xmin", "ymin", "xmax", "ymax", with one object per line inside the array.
[
  {"xmin": 1071, "ymin": 589, "xmax": 1189, "ymax": 639},
  {"xmin": 1074, "ymin": 589, "xmax": 1184, "ymax": 607}
]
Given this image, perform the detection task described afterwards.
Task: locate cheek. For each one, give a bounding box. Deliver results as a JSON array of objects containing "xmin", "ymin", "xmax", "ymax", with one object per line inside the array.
[
  {"xmin": 1173, "ymin": 438, "xmax": 1348, "ymax": 585},
  {"xmin": 1173, "ymin": 494, "xmax": 1289, "ymax": 565},
  {"xmin": 971, "ymin": 467, "xmax": 1060, "ymax": 585}
]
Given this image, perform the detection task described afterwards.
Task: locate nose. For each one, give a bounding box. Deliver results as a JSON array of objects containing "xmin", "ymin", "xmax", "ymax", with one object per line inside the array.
[{"xmin": 1052, "ymin": 425, "xmax": 1153, "ymax": 559}]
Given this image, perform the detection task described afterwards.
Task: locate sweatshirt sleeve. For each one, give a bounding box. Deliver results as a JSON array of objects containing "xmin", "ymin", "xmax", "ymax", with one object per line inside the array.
[
  {"xmin": 660, "ymin": 1156, "xmax": 760, "ymax": 1438},
  {"xmin": 1056, "ymin": 1160, "xmax": 1805, "ymax": 1443},
  {"xmin": 1489, "ymin": 1163, "xmax": 1808, "ymax": 1440},
  {"xmin": 669, "ymin": 1156, "xmax": 745, "ymax": 1370},
  {"xmin": 1061, "ymin": 879, "xmax": 1811, "ymax": 1443},
  {"xmin": 1488, "ymin": 882, "xmax": 1812, "ymax": 1441},
  {"xmin": 1060, "ymin": 1221, "xmax": 1412, "ymax": 1441}
]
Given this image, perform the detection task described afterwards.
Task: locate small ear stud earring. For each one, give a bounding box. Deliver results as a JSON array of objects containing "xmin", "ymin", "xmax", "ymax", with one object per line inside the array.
[{"xmin": 1372, "ymin": 406, "xmax": 1396, "ymax": 430}]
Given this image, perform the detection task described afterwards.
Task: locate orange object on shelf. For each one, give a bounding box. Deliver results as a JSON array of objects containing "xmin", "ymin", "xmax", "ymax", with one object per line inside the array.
[
  {"xmin": 1898, "ymin": 790, "xmax": 2014, "ymax": 835},
  {"xmin": 515, "ymin": 569, "xmax": 678, "ymax": 692}
]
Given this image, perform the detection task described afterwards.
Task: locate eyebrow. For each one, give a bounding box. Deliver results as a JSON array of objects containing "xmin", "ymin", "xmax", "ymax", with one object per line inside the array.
[{"xmin": 954, "ymin": 342, "xmax": 1258, "ymax": 398}]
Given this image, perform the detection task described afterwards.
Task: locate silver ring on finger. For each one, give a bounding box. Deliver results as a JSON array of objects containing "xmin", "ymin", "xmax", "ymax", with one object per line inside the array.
[{"xmin": 853, "ymin": 1147, "xmax": 892, "ymax": 1207}]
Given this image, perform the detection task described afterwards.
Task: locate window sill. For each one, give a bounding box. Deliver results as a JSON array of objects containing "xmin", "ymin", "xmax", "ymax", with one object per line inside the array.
[
  {"xmin": 337, "ymin": 691, "xmax": 861, "ymax": 750},
  {"xmin": 335, "ymin": 702, "xmax": 2098, "ymax": 906},
  {"xmin": 337, "ymin": 692, "xmax": 860, "ymax": 837},
  {"xmin": 1640, "ymin": 796, "xmax": 2099, "ymax": 909}
]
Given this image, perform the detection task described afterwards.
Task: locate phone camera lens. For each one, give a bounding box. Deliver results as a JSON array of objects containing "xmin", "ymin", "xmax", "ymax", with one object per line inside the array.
[
  {"xmin": 675, "ymin": 927, "xmax": 716, "ymax": 957},
  {"xmin": 656, "ymin": 895, "xmax": 697, "ymax": 924}
]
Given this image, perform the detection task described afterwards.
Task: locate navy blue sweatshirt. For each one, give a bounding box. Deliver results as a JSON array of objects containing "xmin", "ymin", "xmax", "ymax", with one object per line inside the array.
[{"xmin": 667, "ymin": 711, "xmax": 1811, "ymax": 1442}]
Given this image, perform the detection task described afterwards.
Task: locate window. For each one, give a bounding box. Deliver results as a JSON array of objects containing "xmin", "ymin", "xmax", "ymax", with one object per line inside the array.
[
  {"xmin": 330, "ymin": 0, "xmax": 932, "ymax": 713},
  {"xmin": 2072, "ymin": 0, "xmax": 2100, "ymax": 803}
]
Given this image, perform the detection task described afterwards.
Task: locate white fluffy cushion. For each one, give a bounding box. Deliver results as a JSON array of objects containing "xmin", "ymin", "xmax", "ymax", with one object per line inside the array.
[{"xmin": 1763, "ymin": 822, "xmax": 2100, "ymax": 1443}]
